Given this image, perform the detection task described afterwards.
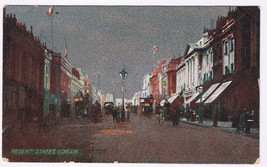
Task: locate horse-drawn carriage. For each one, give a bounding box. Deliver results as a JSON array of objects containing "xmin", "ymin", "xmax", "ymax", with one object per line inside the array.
[
  {"xmin": 104, "ymin": 102, "xmax": 114, "ymax": 115},
  {"xmin": 104, "ymin": 102, "xmax": 119, "ymax": 123},
  {"xmin": 140, "ymin": 97, "xmax": 153, "ymax": 118},
  {"xmin": 74, "ymin": 92, "xmax": 103, "ymax": 123},
  {"xmin": 158, "ymin": 98, "xmax": 183, "ymax": 126}
]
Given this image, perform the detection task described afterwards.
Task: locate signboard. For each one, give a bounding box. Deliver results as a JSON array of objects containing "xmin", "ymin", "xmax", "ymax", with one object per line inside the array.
[{"xmin": 144, "ymin": 103, "xmax": 150, "ymax": 107}]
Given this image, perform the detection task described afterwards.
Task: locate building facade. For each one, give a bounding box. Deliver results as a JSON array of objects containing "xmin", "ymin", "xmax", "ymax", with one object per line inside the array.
[
  {"xmin": 167, "ymin": 57, "xmax": 181, "ymax": 97},
  {"xmin": 3, "ymin": 11, "xmax": 45, "ymax": 127},
  {"xmin": 183, "ymin": 7, "xmax": 260, "ymax": 125}
]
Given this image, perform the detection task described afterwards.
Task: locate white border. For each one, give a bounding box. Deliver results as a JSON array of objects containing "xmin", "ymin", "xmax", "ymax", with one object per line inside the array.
[{"xmin": 0, "ymin": 1, "xmax": 266, "ymax": 167}]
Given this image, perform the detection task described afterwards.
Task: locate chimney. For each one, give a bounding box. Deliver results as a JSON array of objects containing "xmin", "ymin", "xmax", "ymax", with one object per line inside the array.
[{"xmin": 30, "ymin": 26, "xmax": 33, "ymax": 34}]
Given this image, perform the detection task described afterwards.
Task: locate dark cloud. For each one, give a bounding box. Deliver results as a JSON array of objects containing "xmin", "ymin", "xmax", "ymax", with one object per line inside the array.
[{"xmin": 6, "ymin": 6, "xmax": 229, "ymax": 99}]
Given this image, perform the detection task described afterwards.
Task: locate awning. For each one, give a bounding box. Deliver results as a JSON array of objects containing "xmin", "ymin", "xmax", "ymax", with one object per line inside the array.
[
  {"xmin": 185, "ymin": 92, "xmax": 200, "ymax": 104},
  {"xmin": 168, "ymin": 93, "xmax": 179, "ymax": 104},
  {"xmin": 204, "ymin": 81, "xmax": 232, "ymax": 104},
  {"xmin": 160, "ymin": 99, "xmax": 166, "ymax": 106},
  {"xmin": 196, "ymin": 82, "xmax": 220, "ymax": 103}
]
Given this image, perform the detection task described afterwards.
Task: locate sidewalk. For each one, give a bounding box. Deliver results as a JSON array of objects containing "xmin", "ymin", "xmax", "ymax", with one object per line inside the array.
[{"xmin": 180, "ymin": 118, "xmax": 259, "ymax": 139}]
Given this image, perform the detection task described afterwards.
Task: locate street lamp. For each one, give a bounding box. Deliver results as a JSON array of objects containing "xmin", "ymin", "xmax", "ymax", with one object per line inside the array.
[{"xmin": 119, "ymin": 68, "xmax": 128, "ymax": 122}]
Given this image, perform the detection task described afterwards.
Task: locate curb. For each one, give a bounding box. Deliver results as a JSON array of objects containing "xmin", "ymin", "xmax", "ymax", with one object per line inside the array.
[{"xmin": 180, "ymin": 120, "xmax": 259, "ymax": 139}]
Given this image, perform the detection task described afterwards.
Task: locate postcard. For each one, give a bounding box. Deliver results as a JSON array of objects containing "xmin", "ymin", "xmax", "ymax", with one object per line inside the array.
[{"xmin": 1, "ymin": 2, "xmax": 262, "ymax": 166}]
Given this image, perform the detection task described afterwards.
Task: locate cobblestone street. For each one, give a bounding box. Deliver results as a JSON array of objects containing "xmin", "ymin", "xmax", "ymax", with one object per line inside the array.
[{"xmin": 2, "ymin": 114, "xmax": 259, "ymax": 164}]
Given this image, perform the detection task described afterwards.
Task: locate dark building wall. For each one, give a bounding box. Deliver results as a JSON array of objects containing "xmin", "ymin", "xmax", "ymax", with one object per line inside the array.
[{"xmin": 3, "ymin": 11, "xmax": 45, "ymax": 127}]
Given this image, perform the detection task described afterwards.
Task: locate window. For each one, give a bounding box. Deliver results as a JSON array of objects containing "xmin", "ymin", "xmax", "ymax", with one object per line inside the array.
[
  {"xmin": 211, "ymin": 51, "xmax": 213, "ymax": 63},
  {"xmin": 209, "ymin": 71, "xmax": 213, "ymax": 80},
  {"xmin": 224, "ymin": 41, "xmax": 228, "ymax": 55},
  {"xmin": 230, "ymin": 37, "xmax": 234, "ymax": 51},
  {"xmin": 231, "ymin": 63, "xmax": 234, "ymax": 72},
  {"xmin": 206, "ymin": 54, "xmax": 209, "ymax": 66},
  {"xmin": 205, "ymin": 74, "xmax": 207, "ymax": 81},
  {"xmin": 225, "ymin": 66, "xmax": 230, "ymax": 75}
]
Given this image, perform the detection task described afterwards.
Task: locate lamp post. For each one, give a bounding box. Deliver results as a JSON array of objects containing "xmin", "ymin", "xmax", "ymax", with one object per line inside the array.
[{"xmin": 119, "ymin": 68, "xmax": 128, "ymax": 122}]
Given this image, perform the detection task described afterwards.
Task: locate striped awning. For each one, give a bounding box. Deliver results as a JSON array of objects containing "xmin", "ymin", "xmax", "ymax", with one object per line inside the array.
[
  {"xmin": 168, "ymin": 93, "xmax": 179, "ymax": 104},
  {"xmin": 185, "ymin": 92, "xmax": 200, "ymax": 104},
  {"xmin": 196, "ymin": 83, "xmax": 220, "ymax": 103},
  {"xmin": 204, "ymin": 81, "xmax": 232, "ymax": 104}
]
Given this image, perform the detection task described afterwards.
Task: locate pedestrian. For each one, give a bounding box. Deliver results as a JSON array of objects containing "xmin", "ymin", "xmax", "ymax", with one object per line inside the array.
[
  {"xmin": 187, "ymin": 109, "xmax": 191, "ymax": 121},
  {"xmin": 127, "ymin": 109, "xmax": 130, "ymax": 122},
  {"xmin": 159, "ymin": 106, "xmax": 165, "ymax": 125},
  {"xmin": 112, "ymin": 107, "xmax": 117, "ymax": 124},
  {"xmin": 245, "ymin": 110, "xmax": 254, "ymax": 134}
]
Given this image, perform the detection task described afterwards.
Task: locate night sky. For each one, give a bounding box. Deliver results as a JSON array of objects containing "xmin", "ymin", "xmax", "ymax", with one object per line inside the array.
[{"xmin": 5, "ymin": 6, "xmax": 230, "ymax": 99}]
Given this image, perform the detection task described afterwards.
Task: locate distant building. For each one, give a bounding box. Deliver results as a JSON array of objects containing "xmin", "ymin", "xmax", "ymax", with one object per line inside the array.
[
  {"xmin": 175, "ymin": 60, "xmax": 186, "ymax": 94},
  {"xmin": 151, "ymin": 59, "xmax": 167, "ymax": 104},
  {"xmin": 71, "ymin": 67, "xmax": 83, "ymax": 115},
  {"xmin": 167, "ymin": 57, "xmax": 181, "ymax": 97},
  {"xmin": 49, "ymin": 51, "xmax": 72, "ymax": 117},
  {"xmin": 141, "ymin": 73, "xmax": 152, "ymax": 98},
  {"xmin": 132, "ymin": 91, "xmax": 141, "ymax": 106}
]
